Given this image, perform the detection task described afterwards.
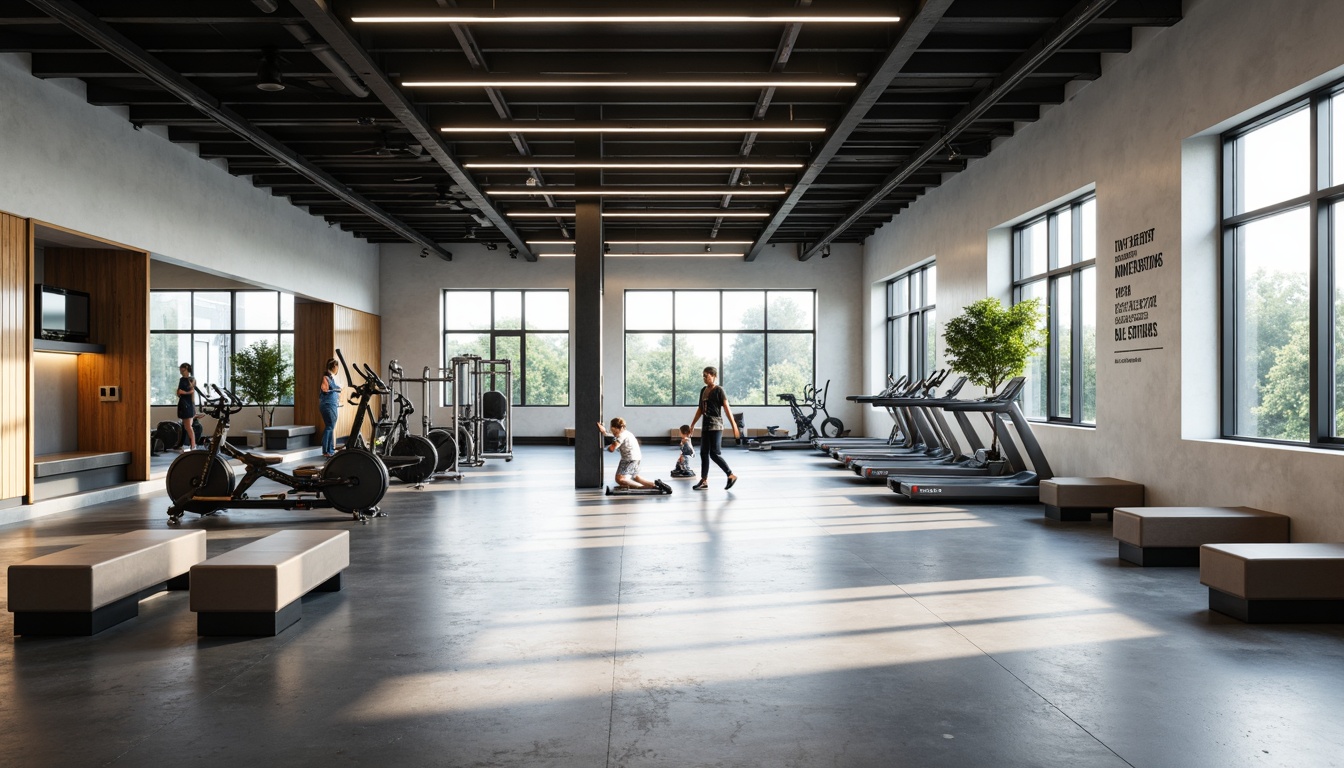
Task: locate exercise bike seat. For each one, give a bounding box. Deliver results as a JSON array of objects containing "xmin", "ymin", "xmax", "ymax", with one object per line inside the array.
[{"xmin": 248, "ymin": 453, "xmax": 285, "ymax": 466}]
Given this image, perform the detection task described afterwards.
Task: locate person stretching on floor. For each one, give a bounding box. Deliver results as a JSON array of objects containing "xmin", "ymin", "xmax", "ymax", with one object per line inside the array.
[
  {"xmin": 688, "ymin": 366, "xmax": 740, "ymax": 490},
  {"xmin": 596, "ymin": 418, "xmax": 671, "ymax": 492}
]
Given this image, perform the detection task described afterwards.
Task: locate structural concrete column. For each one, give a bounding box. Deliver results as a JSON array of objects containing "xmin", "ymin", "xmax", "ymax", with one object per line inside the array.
[{"xmin": 573, "ymin": 200, "xmax": 604, "ymax": 487}]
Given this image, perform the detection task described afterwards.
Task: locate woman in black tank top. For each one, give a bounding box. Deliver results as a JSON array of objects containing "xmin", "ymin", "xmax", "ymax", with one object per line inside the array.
[{"xmin": 688, "ymin": 366, "xmax": 741, "ymax": 490}]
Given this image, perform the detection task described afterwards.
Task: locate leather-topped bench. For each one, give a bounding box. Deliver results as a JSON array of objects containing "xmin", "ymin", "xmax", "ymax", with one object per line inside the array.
[
  {"xmin": 1039, "ymin": 477, "xmax": 1145, "ymax": 521},
  {"xmin": 263, "ymin": 425, "xmax": 316, "ymax": 451},
  {"xmin": 190, "ymin": 529, "xmax": 349, "ymax": 636},
  {"xmin": 8, "ymin": 529, "xmax": 206, "ymax": 635},
  {"xmin": 1200, "ymin": 543, "xmax": 1344, "ymax": 623},
  {"xmin": 1114, "ymin": 506, "xmax": 1289, "ymax": 566}
]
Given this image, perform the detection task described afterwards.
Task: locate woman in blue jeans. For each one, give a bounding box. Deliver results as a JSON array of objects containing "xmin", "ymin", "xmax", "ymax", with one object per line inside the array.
[
  {"xmin": 319, "ymin": 358, "xmax": 342, "ymax": 457},
  {"xmin": 688, "ymin": 366, "xmax": 741, "ymax": 490}
]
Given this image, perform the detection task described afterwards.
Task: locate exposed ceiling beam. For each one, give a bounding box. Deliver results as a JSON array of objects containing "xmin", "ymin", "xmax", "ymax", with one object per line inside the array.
[
  {"xmin": 799, "ymin": 0, "xmax": 1120, "ymax": 260},
  {"xmin": 289, "ymin": 0, "xmax": 536, "ymax": 260},
  {"xmin": 23, "ymin": 0, "xmax": 454, "ymax": 261},
  {"xmin": 744, "ymin": 0, "xmax": 955, "ymax": 261}
]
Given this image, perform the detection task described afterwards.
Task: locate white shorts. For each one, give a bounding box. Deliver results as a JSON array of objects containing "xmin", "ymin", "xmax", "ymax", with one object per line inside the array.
[{"xmin": 616, "ymin": 459, "xmax": 641, "ymax": 478}]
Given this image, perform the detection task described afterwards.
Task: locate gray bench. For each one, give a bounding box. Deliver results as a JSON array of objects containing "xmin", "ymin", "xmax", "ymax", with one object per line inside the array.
[
  {"xmin": 31, "ymin": 451, "xmax": 132, "ymax": 501},
  {"xmin": 8, "ymin": 529, "xmax": 206, "ymax": 635},
  {"xmin": 1200, "ymin": 543, "xmax": 1344, "ymax": 623},
  {"xmin": 1113, "ymin": 506, "xmax": 1289, "ymax": 566},
  {"xmin": 190, "ymin": 529, "xmax": 349, "ymax": 636},
  {"xmin": 1039, "ymin": 477, "xmax": 1145, "ymax": 521},
  {"xmin": 263, "ymin": 425, "xmax": 316, "ymax": 451}
]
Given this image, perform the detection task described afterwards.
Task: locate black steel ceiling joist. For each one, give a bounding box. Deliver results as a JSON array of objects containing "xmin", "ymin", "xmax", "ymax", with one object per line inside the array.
[
  {"xmin": 745, "ymin": 0, "xmax": 955, "ymax": 261},
  {"xmin": 288, "ymin": 0, "xmax": 535, "ymax": 261},
  {"xmin": 23, "ymin": 0, "xmax": 454, "ymax": 261},
  {"xmin": 799, "ymin": 0, "xmax": 1123, "ymax": 261}
]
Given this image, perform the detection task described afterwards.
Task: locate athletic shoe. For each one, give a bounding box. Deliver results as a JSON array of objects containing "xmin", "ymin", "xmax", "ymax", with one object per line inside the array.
[
  {"xmin": 726, "ymin": 474, "xmax": 738, "ymax": 490},
  {"xmin": 654, "ymin": 479, "xmax": 672, "ymax": 493},
  {"xmin": 693, "ymin": 481, "xmax": 708, "ymax": 490}
]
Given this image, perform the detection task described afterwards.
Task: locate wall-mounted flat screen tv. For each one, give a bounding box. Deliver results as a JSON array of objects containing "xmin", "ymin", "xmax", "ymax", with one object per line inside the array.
[{"xmin": 35, "ymin": 284, "xmax": 91, "ymax": 342}]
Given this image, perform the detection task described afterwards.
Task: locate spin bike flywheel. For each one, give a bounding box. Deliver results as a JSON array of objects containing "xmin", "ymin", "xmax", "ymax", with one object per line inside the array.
[
  {"xmin": 165, "ymin": 451, "xmax": 235, "ymax": 506},
  {"xmin": 426, "ymin": 428, "xmax": 457, "ymax": 472},
  {"xmin": 390, "ymin": 435, "xmax": 438, "ymax": 483},
  {"xmin": 322, "ymin": 449, "xmax": 389, "ymax": 513}
]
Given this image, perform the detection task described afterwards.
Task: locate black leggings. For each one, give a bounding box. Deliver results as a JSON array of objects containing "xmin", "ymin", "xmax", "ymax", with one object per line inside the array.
[{"xmin": 700, "ymin": 429, "xmax": 733, "ymax": 477}]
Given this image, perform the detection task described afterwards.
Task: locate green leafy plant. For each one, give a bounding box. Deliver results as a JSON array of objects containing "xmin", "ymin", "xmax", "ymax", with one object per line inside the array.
[
  {"xmin": 942, "ymin": 297, "xmax": 1045, "ymax": 457},
  {"xmin": 229, "ymin": 340, "xmax": 295, "ymax": 428}
]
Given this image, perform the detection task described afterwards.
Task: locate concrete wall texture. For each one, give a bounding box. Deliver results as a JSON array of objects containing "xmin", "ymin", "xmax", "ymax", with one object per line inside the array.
[
  {"xmin": 379, "ymin": 243, "xmax": 864, "ymax": 440},
  {"xmin": 0, "ymin": 53, "xmax": 379, "ymax": 314},
  {"xmin": 862, "ymin": 0, "xmax": 1344, "ymax": 541}
]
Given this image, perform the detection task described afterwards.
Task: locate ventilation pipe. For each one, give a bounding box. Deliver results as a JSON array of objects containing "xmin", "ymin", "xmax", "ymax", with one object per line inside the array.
[{"xmin": 282, "ymin": 23, "xmax": 369, "ymax": 98}]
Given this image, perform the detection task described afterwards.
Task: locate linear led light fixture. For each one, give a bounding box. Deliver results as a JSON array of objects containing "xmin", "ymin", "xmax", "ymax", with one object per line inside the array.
[
  {"xmin": 536, "ymin": 252, "xmax": 746, "ymax": 258},
  {"xmin": 506, "ymin": 211, "xmax": 770, "ymax": 218},
  {"xmin": 527, "ymin": 240, "xmax": 754, "ymax": 245},
  {"xmin": 405, "ymin": 79, "xmax": 855, "ymax": 88},
  {"xmin": 443, "ymin": 125, "xmax": 825, "ymax": 134},
  {"xmin": 486, "ymin": 188, "xmax": 787, "ymax": 196},
  {"xmin": 354, "ymin": 15, "xmax": 900, "ymax": 24},
  {"xmin": 466, "ymin": 162, "xmax": 803, "ymax": 169}
]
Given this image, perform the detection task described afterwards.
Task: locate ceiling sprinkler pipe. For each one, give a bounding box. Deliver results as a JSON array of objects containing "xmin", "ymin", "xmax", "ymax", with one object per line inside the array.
[
  {"xmin": 251, "ymin": 0, "xmax": 279, "ymax": 12},
  {"xmin": 282, "ymin": 24, "xmax": 370, "ymax": 98}
]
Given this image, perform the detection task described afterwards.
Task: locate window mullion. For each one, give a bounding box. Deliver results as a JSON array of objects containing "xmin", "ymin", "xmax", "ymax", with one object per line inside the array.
[{"xmin": 1072, "ymin": 268, "xmax": 1084, "ymax": 420}]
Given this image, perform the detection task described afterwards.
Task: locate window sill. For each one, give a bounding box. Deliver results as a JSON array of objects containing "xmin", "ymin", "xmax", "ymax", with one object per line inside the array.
[{"xmin": 1185, "ymin": 437, "xmax": 1344, "ymax": 455}]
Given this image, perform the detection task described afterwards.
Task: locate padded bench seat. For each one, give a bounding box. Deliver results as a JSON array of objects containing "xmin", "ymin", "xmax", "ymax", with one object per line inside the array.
[
  {"xmin": 1039, "ymin": 477, "xmax": 1145, "ymax": 521},
  {"xmin": 264, "ymin": 425, "xmax": 317, "ymax": 451},
  {"xmin": 31, "ymin": 451, "xmax": 133, "ymax": 501},
  {"xmin": 1114, "ymin": 506, "xmax": 1289, "ymax": 566},
  {"xmin": 8, "ymin": 529, "xmax": 206, "ymax": 635},
  {"xmin": 190, "ymin": 529, "xmax": 349, "ymax": 636},
  {"xmin": 1200, "ymin": 543, "xmax": 1344, "ymax": 623}
]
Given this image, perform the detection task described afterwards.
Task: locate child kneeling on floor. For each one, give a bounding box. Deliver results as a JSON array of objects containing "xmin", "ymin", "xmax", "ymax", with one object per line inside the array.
[
  {"xmin": 672, "ymin": 424, "xmax": 696, "ymax": 477},
  {"xmin": 597, "ymin": 418, "xmax": 671, "ymax": 492}
]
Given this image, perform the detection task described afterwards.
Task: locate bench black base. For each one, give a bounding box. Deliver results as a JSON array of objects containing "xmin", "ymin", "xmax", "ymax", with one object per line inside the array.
[
  {"xmin": 1209, "ymin": 589, "xmax": 1344, "ymax": 623},
  {"xmin": 196, "ymin": 572, "xmax": 343, "ymax": 637},
  {"xmin": 14, "ymin": 592, "xmax": 139, "ymax": 636},
  {"xmin": 1045, "ymin": 504, "xmax": 1115, "ymax": 522},
  {"xmin": 1119, "ymin": 542, "xmax": 1200, "ymax": 567}
]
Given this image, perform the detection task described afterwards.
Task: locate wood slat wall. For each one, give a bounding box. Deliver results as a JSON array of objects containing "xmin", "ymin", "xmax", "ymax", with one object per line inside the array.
[
  {"xmin": 44, "ymin": 248, "xmax": 150, "ymax": 481},
  {"xmin": 0, "ymin": 212, "xmax": 29, "ymax": 501},
  {"xmin": 295, "ymin": 302, "xmax": 380, "ymax": 446}
]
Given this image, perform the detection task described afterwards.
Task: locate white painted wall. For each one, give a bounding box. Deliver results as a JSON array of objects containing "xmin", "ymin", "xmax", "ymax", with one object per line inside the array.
[
  {"xmin": 379, "ymin": 243, "xmax": 865, "ymax": 439},
  {"xmin": 0, "ymin": 54, "xmax": 378, "ymax": 313},
  {"xmin": 861, "ymin": 0, "xmax": 1344, "ymax": 541}
]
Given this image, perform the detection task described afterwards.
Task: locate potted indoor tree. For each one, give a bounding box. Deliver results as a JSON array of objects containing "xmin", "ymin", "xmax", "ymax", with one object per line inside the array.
[
  {"xmin": 941, "ymin": 297, "xmax": 1045, "ymax": 472},
  {"xmin": 229, "ymin": 339, "xmax": 295, "ymax": 430}
]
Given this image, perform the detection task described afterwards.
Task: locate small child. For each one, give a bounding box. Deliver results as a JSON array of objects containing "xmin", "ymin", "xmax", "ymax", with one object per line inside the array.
[
  {"xmin": 597, "ymin": 418, "xmax": 671, "ymax": 492},
  {"xmin": 672, "ymin": 424, "xmax": 696, "ymax": 477}
]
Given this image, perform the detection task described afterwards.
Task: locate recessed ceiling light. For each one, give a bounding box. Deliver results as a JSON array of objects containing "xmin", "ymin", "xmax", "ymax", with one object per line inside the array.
[
  {"xmin": 526, "ymin": 240, "xmax": 754, "ymax": 245},
  {"xmin": 507, "ymin": 211, "xmax": 771, "ymax": 218}
]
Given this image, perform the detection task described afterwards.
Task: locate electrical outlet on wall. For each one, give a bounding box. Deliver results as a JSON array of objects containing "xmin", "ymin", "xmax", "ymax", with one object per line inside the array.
[{"xmin": 98, "ymin": 385, "xmax": 120, "ymax": 402}]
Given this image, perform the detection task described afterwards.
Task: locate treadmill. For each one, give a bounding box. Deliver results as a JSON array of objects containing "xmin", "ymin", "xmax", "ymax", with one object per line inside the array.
[
  {"xmin": 817, "ymin": 376, "xmax": 910, "ymax": 454},
  {"xmin": 858, "ymin": 379, "xmax": 1028, "ymax": 481},
  {"xmin": 837, "ymin": 374, "xmax": 962, "ymax": 469},
  {"xmin": 831, "ymin": 373, "xmax": 942, "ymax": 462},
  {"xmin": 888, "ymin": 378, "xmax": 1053, "ymax": 503}
]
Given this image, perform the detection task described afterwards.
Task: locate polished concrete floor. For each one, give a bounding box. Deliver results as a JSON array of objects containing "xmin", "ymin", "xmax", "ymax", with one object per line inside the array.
[{"xmin": 1, "ymin": 446, "xmax": 1341, "ymax": 768}]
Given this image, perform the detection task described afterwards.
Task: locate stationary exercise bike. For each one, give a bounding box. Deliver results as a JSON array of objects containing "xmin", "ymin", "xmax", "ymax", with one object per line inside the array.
[
  {"xmin": 163, "ymin": 351, "xmax": 391, "ymax": 524},
  {"xmin": 375, "ymin": 361, "xmax": 439, "ymax": 484},
  {"xmin": 749, "ymin": 380, "xmax": 845, "ymax": 451}
]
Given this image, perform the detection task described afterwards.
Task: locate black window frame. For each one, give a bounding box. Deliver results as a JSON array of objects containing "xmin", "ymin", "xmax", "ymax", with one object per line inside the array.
[
  {"xmin": 441, "ymin": 288, "xmax": 571, "ymax": 407},
  {"xmin": 885, "ymin": 261, "xmax": 937, "ymax": 384},
  {"xmin": 149, "ymin": 289, "xmax": 295, "ymax": 406},
  {"xmin": 1011, "ymin": 195, "xmax": 1097, "ymax": 426},
  {"xmin": 622, "ymin": 289, "xmax": 817, "ymax": 407},
  {"xmin": 1220, "ymin": 80, "xmax": 1344, "ymax": 448}
]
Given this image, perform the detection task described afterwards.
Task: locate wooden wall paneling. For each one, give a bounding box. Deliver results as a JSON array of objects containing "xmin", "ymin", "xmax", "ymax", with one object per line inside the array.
[
  {"xmin": 43, "ymin": 248, "xmax": 150, "ymax": 481},
  {"xmin": 334, "ymin": 305, "xmax": 381, "ymax": 445},
  {"xmin": 294, "ymin": 301, "xmax": 334, "ymax": 437},
  {"xmin": 0, "ymin": 213, "xmax": 28, "ymax": 501}
]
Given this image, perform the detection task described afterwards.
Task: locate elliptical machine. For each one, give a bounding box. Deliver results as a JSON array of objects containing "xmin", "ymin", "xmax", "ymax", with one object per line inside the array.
[
  {"xmin": 748, "ymin": 380, "xmax": 845, "ymax": 451},
  {"xmin": 163, "ymin": 349, "xmax": 390, "ymax": 524}
]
